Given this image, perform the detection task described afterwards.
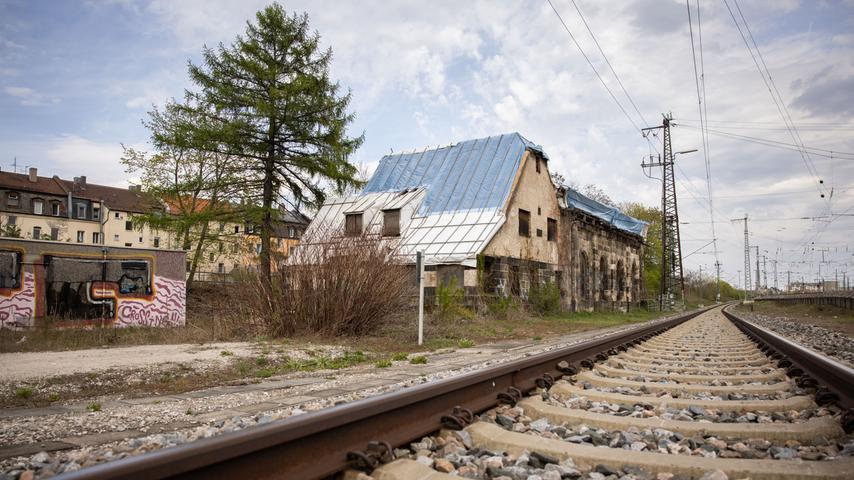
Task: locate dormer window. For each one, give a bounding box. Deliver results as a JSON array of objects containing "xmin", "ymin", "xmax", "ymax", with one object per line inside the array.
[
  {"xmin": 32, "ymin": 198, "xmax": 44, "ymax": 215},
  {"xmin": 51, "ymin": 201, "xmax": 61, "ymax": 216},
  {"xmin": 7, "ymin": 192, "xmax": 19, "ymax": 207},
  {"xmin": 382, "ymin": 209, "xmax": 400, "ymax": 237},
  {"xmin": 345, "ymin": 213, "xmax": 363, "ymax": 237}
]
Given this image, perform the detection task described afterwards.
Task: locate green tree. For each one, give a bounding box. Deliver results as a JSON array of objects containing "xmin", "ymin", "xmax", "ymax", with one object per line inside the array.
[
  {"xmin": 122, "ymin": 102, "xmax": 241, "ymax": 290},
  {"xmin": 176, "ymin": 3, "xmax": 363, "ymax": 281},
  {"xmin": 622, "ymin": 202, "xmax": 662, "ymax": 302}
]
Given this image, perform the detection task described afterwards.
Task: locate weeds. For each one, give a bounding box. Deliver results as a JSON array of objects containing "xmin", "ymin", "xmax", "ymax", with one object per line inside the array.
[
  {"xmin": 14, "ymin": 387, "xmax": 33, "ymax": 400},
  {"xmin": 220, "ymin": 350, "xmax": 233, "ymax": 357},
  {"xmin": 457, "ymin": 338, "xmax": 475, "ymax": 348},
  {"xmin": 375, "ymin": 359, "xmax": 392, "ymax": 368},
  {"xmin": 409, "ymin": 355, "xmax": 427, "ymax": 365},
  {"xmin": 528, "ymin": 281, "xmax": 561, "ymax": 315},
  {"xmin": 87, "ymin": 402, "xmax": 101, "ymax": 412},
  {"xmin": 390, "ymin": 352, "xmax": 408, "ymax": 361}
]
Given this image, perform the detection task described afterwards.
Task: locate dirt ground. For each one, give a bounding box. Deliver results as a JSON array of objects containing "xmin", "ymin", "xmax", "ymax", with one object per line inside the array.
[
  {"xmin": 743, "ymin": 301, "xmax": 854, "ymax": 336},
  {"xmin": 0, "ymin": 342, "xmax": 263, "ymax": 383}
]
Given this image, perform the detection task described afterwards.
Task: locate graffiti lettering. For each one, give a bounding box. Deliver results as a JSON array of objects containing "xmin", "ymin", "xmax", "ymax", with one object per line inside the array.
[
  {"xmin": 0, "ymin": 272, "xmax": 36, "ymax": 329},
  {"xmin": 115, "ymin": 276, "xmax": 186, "ymax": 327}
]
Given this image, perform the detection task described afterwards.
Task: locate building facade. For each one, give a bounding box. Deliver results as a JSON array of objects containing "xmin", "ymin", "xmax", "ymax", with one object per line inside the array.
[
  {"xmin": 299, "ymin": 133, "xmax": 647, "ymax": 311},
  {"xmin": 0, "ymin": 168, "xmax": 309, "ymax": 279}
]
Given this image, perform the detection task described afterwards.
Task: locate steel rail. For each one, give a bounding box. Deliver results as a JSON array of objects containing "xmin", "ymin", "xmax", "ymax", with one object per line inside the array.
[
  {"xmin": 723, "ymin": 305, "xmax": 854, "ymax": 432},
  {"xmin": 60, "ymin": 307, "xmax": 713, "ymax": 480}
]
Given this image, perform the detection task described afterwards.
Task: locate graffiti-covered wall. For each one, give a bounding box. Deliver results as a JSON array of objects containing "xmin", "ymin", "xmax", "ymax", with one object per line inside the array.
[{"xmin": 0, "ymin": 238, "xmax": 186, "ymax": 328}]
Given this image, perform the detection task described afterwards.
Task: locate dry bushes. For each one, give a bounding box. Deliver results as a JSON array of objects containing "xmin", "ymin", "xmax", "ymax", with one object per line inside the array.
[{"xmin": 230, "ymin": 229, "xmax": 414, "ymax": 337}]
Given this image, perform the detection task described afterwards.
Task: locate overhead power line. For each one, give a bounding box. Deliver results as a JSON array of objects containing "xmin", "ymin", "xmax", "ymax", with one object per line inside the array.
[
  {"xmin": 545, "ymin": 0, "xmax": 643, "ymax": 133},
  {"xmin": 677, "ymin": 125, "xmax": 854, "ymax": 159}
]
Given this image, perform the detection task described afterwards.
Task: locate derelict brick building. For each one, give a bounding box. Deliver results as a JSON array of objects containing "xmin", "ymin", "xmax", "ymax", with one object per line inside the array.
[{"xmin": 299, "ymin": 133, "xmax": 647, "ymax": 311}]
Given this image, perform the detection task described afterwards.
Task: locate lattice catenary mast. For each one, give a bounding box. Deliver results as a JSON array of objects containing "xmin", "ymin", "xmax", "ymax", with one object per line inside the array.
[{"xmin": 642, "ymin": 114, "xmax": 685, "ymax": 310}]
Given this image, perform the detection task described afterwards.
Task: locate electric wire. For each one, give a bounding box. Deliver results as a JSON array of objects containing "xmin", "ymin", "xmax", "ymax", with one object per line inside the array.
[{"xmin": 545, "ymin": 0, "xmax": 643, "ymax": 133}]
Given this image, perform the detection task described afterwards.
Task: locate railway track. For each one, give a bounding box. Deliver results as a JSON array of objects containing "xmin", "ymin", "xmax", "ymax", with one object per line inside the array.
[{"xmin": 61, "ymin": 305, "xmax": 854, "ymax": 480}]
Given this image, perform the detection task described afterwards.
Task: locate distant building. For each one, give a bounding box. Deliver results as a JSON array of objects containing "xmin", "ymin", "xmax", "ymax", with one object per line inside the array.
[
  {"xmin": 298, "ymin": 133, "xmax": 647, "ymax": 311},
  {"xmin": 0, "ymin": 168, "xmax": 309, "ymax": 278}
]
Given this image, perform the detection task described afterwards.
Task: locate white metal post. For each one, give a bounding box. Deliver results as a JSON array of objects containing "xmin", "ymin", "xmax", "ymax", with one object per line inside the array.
[{"xmin": 417, "ymin": 251, "xmax": 424, "ymax": 346}]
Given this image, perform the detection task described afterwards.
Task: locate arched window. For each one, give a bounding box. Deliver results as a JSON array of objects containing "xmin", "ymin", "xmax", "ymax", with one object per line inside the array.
[
  {"xmin": 579, "ymin": 251, "xmax": 590, "ymax": 301},
  {"xmin": 631, "ymin": 262, "xmax": 639, "ymax": 302},
  {"xmin": 616, "ymin": 260, "xmax": 625, "ymax": 300},
  {"xmin": 599, "ymin": 256, "xmax": 608, "ymax": 299}
]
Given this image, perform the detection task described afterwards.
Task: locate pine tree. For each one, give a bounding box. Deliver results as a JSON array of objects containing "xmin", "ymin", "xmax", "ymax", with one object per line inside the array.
[{"xmin": 179, "ymin": 3, "xmax": 362, "ymax": 281}]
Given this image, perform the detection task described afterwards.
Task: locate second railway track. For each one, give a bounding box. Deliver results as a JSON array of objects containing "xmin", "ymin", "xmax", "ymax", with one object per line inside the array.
[{"xmin": 62, "ymin": 305, "xmax": 854, "ymax": 480}]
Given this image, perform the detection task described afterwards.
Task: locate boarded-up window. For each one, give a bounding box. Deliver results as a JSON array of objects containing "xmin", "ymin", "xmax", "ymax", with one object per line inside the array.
[
  {"xmin": 345, "ymin": 213, "xmax": 363, "ymax": 237},
  {"xmin": 518, "ymin": 209, "xmax": 530, "ymax": 237},
  {"xmin": 50, "ymin": 227, "xmax": 59, "ymax": 241},
  {"xmin": 383, "ymin": 209, "xmax": 400, "ymax": 237},
  {"xmin": 0, "ymin": 251, "xmax": 21, "ymax": 288},
  {"xmin": 547, "ymin": 218, "xmax": 557, "ymax": 241}
]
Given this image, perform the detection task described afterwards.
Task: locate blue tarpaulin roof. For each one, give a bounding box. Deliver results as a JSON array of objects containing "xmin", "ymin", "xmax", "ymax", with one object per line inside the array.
[
  {"xmin": 565, "ymin": 187, "xmax": 647, "ymax": 237},
  {"xmin": 363, "ymin": 133, "xmax": 545, "ymax": 216}
]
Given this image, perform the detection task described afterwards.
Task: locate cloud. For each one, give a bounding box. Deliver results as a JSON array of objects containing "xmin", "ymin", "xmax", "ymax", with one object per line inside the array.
[
  {"xmin": 791, "ymin": 75, "xmax": 854, "ymax": 117},
  {"xmin": 44, "ymin": 135, "xmax": 141, "ymax": 187},
  {"xmin": 3, "ymin": 86, "xmax": 60, "ymax": 106}
]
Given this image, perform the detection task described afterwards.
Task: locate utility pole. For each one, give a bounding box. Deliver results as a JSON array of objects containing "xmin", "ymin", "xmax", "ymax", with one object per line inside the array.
[
  {"xmin": 762, "ymin": 255, "xmax": 768, "ymax": 290},
  {"xmin": 641, "ymin": 114, "xmax": 690, "ymax": 311},
  {"xmin": 731, "ymin": 215, "xmax": 751, "ymax": 299},
  {"xmin": 786, "ymin": 270, "xmax": 791, "ymax": 292},
  {"xmin": 753, "ymin": 245, "xmax": 761, "ymax": 292},
  {"xmin": 714, "ymin": 260, "xmax": 721, "ymax": 302}
]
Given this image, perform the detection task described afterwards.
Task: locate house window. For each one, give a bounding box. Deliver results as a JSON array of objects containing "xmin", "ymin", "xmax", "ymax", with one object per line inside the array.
[
  {"xmin": 209, "ymin": 252, "xmax": 214, "ymax": 261},
  {"xmin": 382, "ymin": 209, "xmax": 400, "ymax": 237},
  {"xmin": 219, "ymin": 223, "xmax": 224, "ymax": 232},
  {"xmin": 287, "ymin": 226, "xmax": 296, "ymax": 238},
  {"xmin": 234, "ymin": 226, "xmax": 240, "ymax": 234},
  {"xmin": 138, "ymin": 236, "xmax": 143, "ymax": 243},
  {"xmin": 125, "ymin": 220, "xmax": 133, "ymax": 231},
  {"xmin": 536, "ymin": 228, "xmax": 543, "ymax": 237},
  {"xmin": 51, "ymin": 202, "xmax": 60, "ymax": 216},
  {"xmin": 92, "ymin": 207, "xmax": 100, "ymax": 220},
  {"xmin": 32, "ymin": 199, "xmax": 44, "ymax": 215},
  {"xmin": 76, "ymin": 204, "xmax": 86, "ymax": 219},
  {"xmin": 50, "ymin": 227, "xmax": 58, "ymax": 241},
  {"xmin": 218, "ymin": 242, "xmax": 223, "ymax": 253},
  {"xmin": 218, "ymin": 263, "xmax": 225, "ymax": 274},
  {"xmin": 113, "ymin": 234, "xmax": 120, "ymax": 241},
  {"xmin": 518, "ymin": 209, "xmax": 530, "ymax": 237},
  {"xmin": 93, "ymin": 232, "xmax": 101, "ymax": 243},
  {"xmin": 7, "ymin": 192, "xmax": 19, "ymax": 207},
  {"xmin": 7, "ymin": 216, "xmax": 16, "ymax": 225},
  {"xmin": 32, "ymin": 226, "xmax": 41, "ymax": 238},
  {"xmin": 547, "ymin": 218, "xmax": 557, "ymax": 241},
  {"xmin": 77, "ymin": 231, "xmax": 84, "ymax": 243},
  {"xmin": 153, "ymin": 237, "xmax": 160, "ymax": 248},
  {"xmin": 114, "ymin": 212, "xmax": 120, "ymax": 219},
  {"xmin": 345, "ymin": 213, "xmax": 363, "ymax": 237},
  {"xmin": 125, "ymin": 242, "xmax": 132, "ymax": 247}
]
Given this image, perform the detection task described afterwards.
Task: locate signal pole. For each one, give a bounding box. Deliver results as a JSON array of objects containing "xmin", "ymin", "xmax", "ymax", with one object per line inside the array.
[
  {"xmin": 641, "ymin": 114, "xmax": 693, "ymax": 311},
  {"xmin": 753, "ymin": 245, "xmax": 761, "ymax": 292},
  {"xmin": 714, "ymin": 260, "xmax": 721, "ymax": 302},
  {"xmin": 731, "ymin": 215, "xmax": 751, "ymax": 299}
]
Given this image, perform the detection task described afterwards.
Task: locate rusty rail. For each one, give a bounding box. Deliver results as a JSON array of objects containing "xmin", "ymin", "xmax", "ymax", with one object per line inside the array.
[
  {"xmin": 60, "ymin": 307, "xmax": 714, "ymax": 480},
  {"xmin": 723, "ymin": 305, "xmax": 854, "ymax": 432}
]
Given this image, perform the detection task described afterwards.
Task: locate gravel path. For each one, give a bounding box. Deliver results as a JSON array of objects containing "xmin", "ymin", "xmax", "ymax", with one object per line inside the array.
[
  {"xmin": 0, "ymin": 342, "xmax": 264, "ymax": 382},
  {"xmin": 736, "ymin": 309, "xmax": 854, "ymax": 368}
]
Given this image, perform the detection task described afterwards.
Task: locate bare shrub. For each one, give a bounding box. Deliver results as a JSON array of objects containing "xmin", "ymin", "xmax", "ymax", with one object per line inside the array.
[{"xmin": 228, "ymin": 228, "xmax": 414, "ymax": 337}]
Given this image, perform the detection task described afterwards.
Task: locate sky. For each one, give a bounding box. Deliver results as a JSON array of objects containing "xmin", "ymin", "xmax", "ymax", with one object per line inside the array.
[{"xmin": 2, "ymin": 0, "xmax": 853, "ymax": 290}]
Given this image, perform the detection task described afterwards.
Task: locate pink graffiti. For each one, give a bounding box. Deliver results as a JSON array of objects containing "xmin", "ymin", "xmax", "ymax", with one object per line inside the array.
[
  {"xmin": 0, "ymin": 271, "xmax": 36, "ymax": 329},
  {"xmin": 116, "ymin": 276, "xmax": 186, "ymax": 328}
]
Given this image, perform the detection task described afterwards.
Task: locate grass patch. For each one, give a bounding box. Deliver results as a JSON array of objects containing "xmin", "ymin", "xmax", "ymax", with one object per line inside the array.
[
  {"xmin": 87, "ymin": 402, "xmax": 101, "ymax": 412},
  {"xmin": 375, "ymin": 359, "xmax": 392, "ymax": 368},
  {"xmin": 220, "ymin": 350, "xmax": 233, "ymax": 356},
  {"xmin": 409, "ymin": 355, "xmax": 428, "ymax": 365},
  {"xmin": 390, "ymin": 352, "xmax": 408, "ymax": 361},
  {"xmin": 14, "ymin": 387, "xmax": 33, "ymax": 400},
  {"xmin": 457, "ymin": 338, "xmax": 475, "ymax": 348}
]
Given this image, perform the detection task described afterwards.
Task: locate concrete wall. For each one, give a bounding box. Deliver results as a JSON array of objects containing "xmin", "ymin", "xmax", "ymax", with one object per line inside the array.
[{"xmin": 0, "ymin": 238, "xmax": 186, "ymax": 329}]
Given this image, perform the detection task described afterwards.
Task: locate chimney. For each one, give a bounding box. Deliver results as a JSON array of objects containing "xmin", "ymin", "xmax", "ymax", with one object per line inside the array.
[
  {"xmin": 73, "ymin": 176, "xmax": 87, "ymax": 191},
  {"xmin": 28, "ymin": 167, "xmax": 37, "ymax": 183}
]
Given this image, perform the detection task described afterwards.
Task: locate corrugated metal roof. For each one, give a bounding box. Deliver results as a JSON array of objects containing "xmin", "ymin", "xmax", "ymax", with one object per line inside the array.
[{"xmin": 363, "ymin": 133, "xmax": 545, "ymax": 215}]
